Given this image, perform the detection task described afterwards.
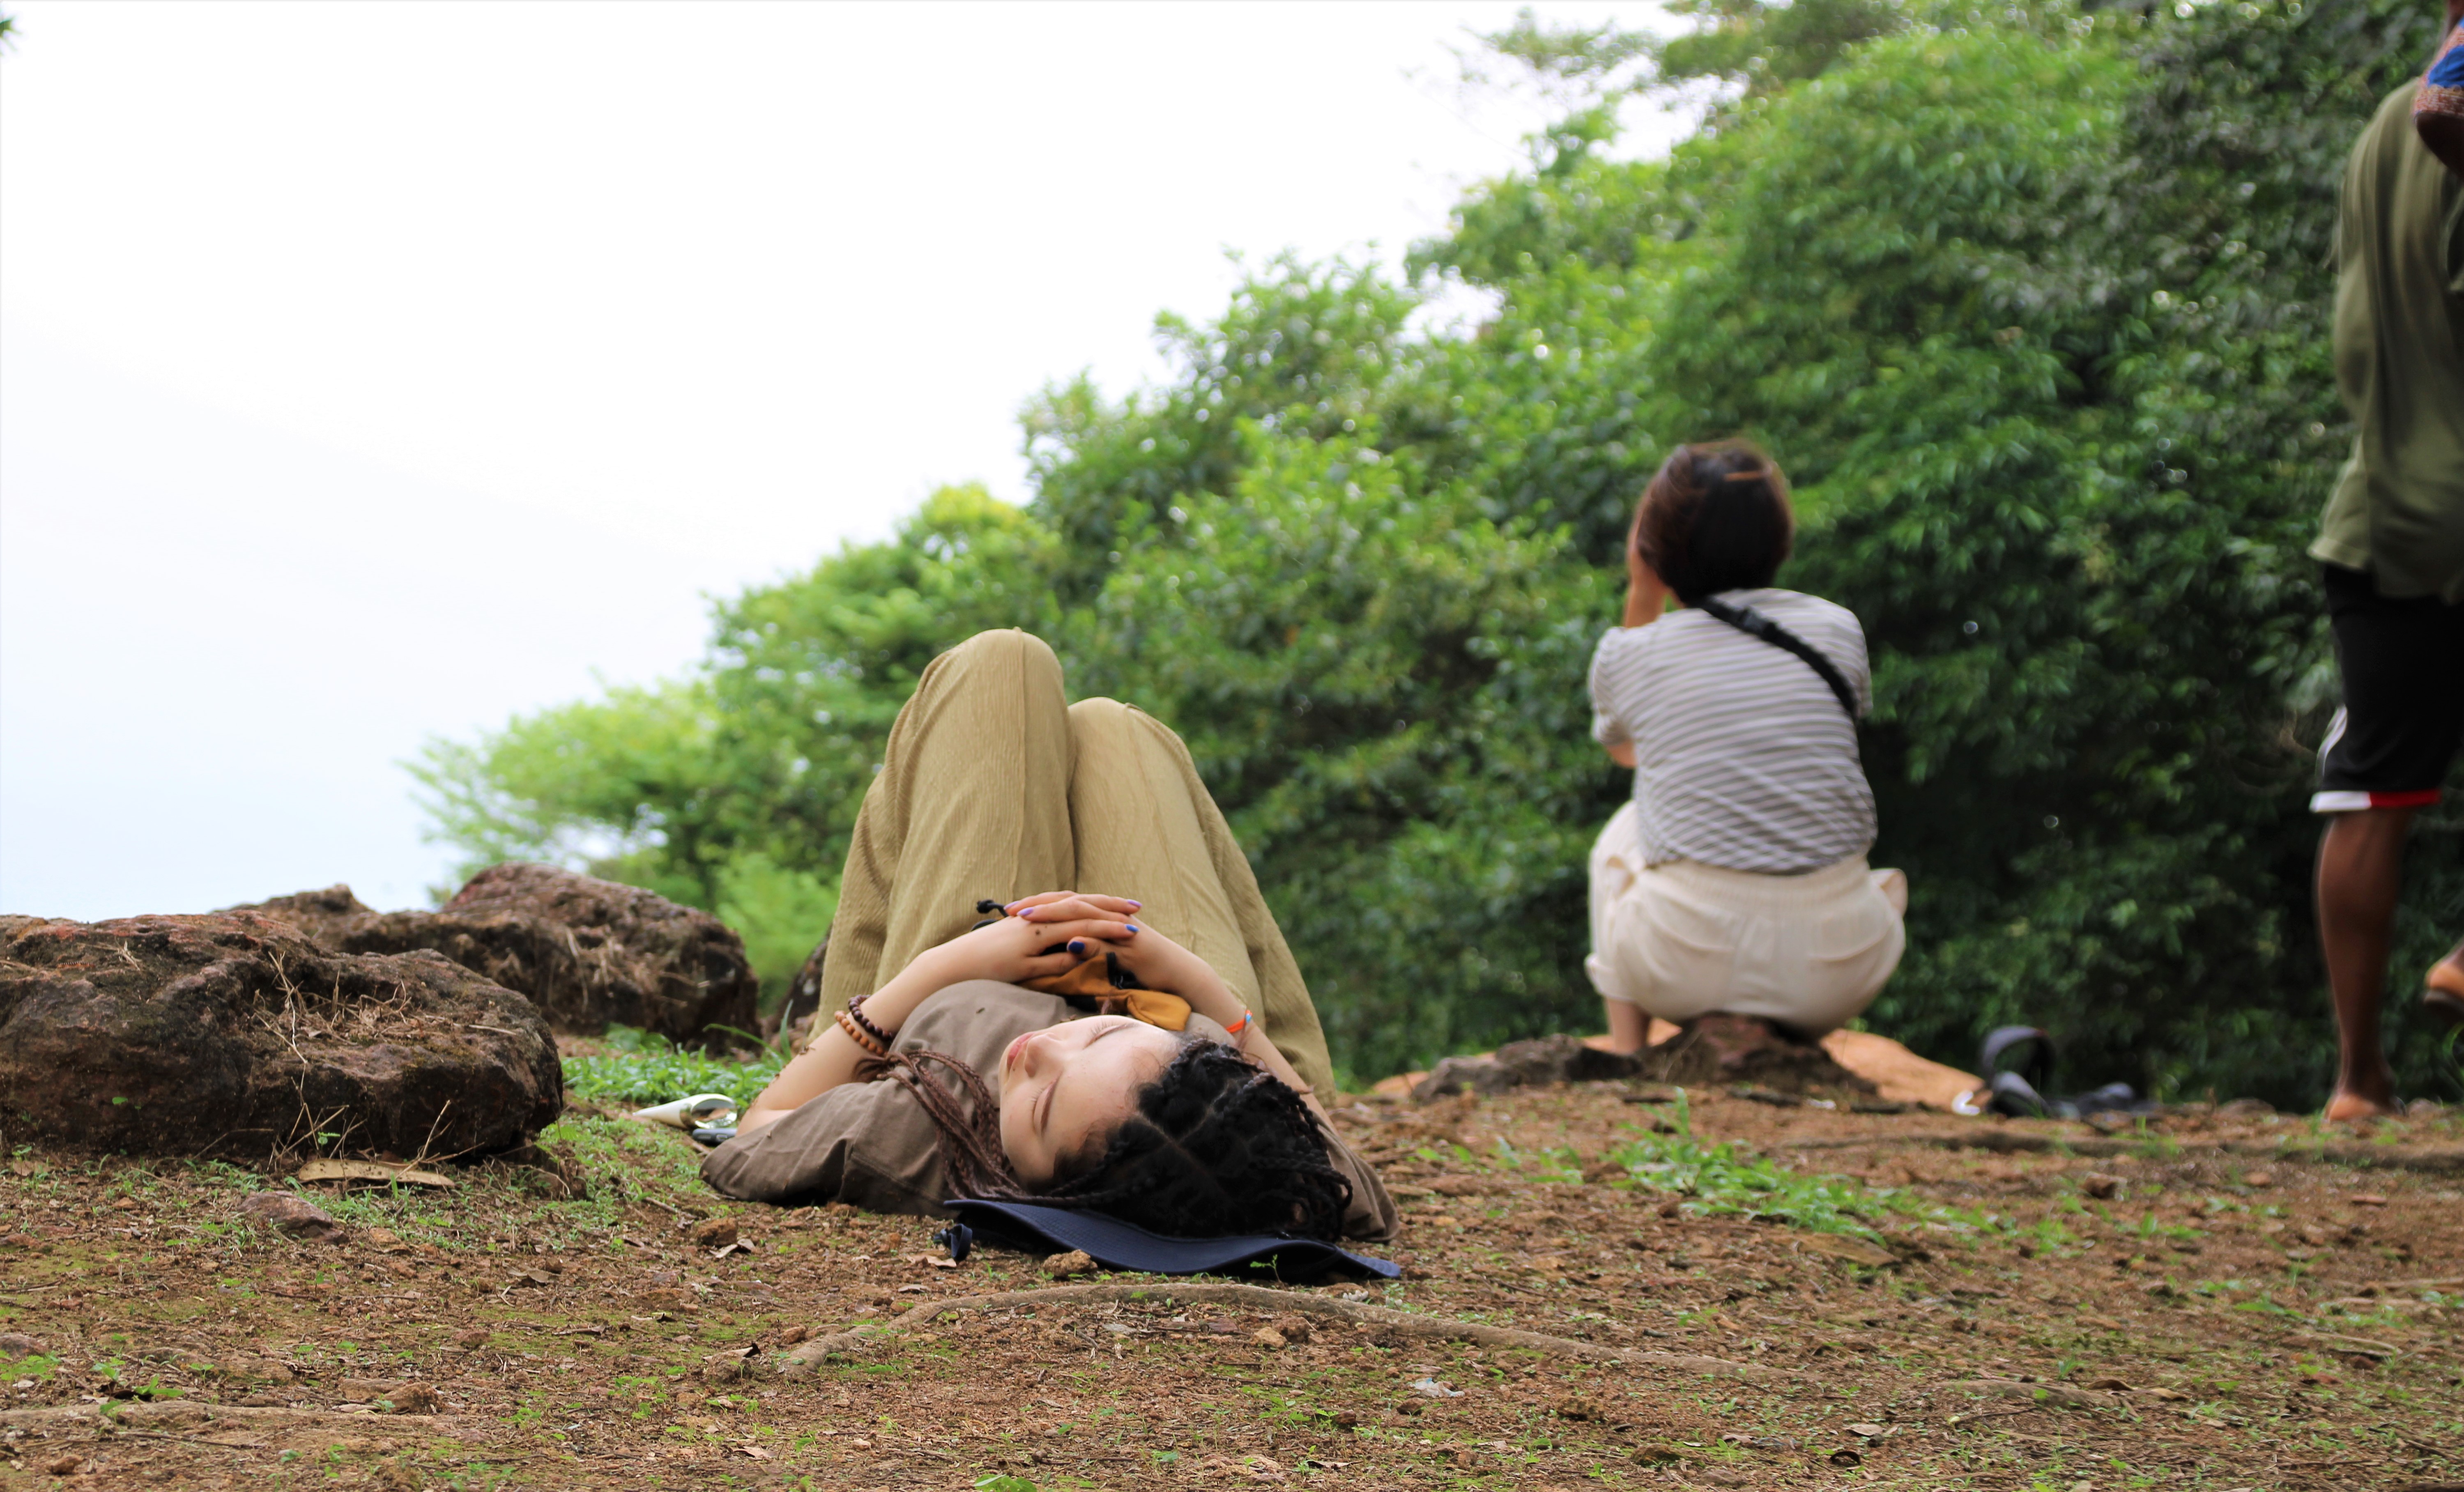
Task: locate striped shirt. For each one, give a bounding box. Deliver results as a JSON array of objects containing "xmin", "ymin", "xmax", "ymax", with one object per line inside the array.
[{"xmin": 1589, "ymin": 588, "xmax": 1878, "ymax": 875}]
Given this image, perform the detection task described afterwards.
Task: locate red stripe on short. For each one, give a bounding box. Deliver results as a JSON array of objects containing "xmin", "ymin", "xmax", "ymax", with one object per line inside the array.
[{"xmin": 2367, "ymin": 789, "xmax": 2443, "ymax": 808}]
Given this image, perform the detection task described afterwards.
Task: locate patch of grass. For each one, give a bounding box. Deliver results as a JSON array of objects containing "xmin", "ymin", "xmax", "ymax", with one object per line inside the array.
[
  {"xmin": 1496, "ymin": 1091, "xmax": 2003, "ymax": 1241},
  {"xmin": 561, "ymin": 1025, "xmax": 787, "ymax": 1108}
]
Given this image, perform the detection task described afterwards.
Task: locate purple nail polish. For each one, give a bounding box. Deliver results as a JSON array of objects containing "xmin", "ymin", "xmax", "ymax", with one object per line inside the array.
[{"xmin": 1127, "ymin": 900, "xmax": 1143, "ymax": 909}]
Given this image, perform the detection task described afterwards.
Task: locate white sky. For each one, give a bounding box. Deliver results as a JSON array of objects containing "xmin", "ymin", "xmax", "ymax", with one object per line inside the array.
[{"xmin": 0, "ymin": 0, "xmax": 1689, "ymax": 920}]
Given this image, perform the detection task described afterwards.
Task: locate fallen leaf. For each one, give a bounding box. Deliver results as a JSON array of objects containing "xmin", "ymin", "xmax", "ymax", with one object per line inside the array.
[
  {"xmin": 895, "ymin": 1283, "xmax": 929, "ymax": 1294},
  {"xmin": 1829, "ymin": 1449, "xmax": 1862, "ymax": 1467},
  {"xmin": 1041, "ymin": 1249, "xmax": 1097, "ymax": 1278},
  {"xmin": 2350, "ymin": 1194, "xmax": 2388, "ymax": 1207},
  {"xmin": 1410, "ymin": 1377, "xmax": 1462, "ymax": 1398},
  {"xmin": 1797, "ymin": 1233, "xmax": 1897, "ymax": 1267},
  {"xmin": 294, "ymin": 1159, "xmax": 453, "ymax": 1189},
  {"xmin": 1252, "ymin": 1327, "xmax": 1287, "ymax": 1348},
  {"xmin": 1844, "ymin": 1422, "xmax": 1887, "ymax": 1438},
  {"xmin": 1721, "ymin": 1433, "xmax": 1799, "ymax": 1451},
  {"xmin": 2243, "ymin": 1169, "xmax": 2275, "ymax": 1188},
  {"xmin": 735, "ymin": 1445, "xmax": 774, "ymax": 1460}
]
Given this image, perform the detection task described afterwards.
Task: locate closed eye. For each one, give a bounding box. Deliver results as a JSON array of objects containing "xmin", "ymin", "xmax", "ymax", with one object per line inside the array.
[{"xmin": 1035, "ymin": 1024, "xmax": 1125, "ymax": 1137}]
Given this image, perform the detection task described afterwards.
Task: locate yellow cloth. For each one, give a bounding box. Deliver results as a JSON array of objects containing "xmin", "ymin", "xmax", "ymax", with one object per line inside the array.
[
  {"xmin": 1023, "ymin": 952, "xmax": 1194, "ymax": 1032},
  {"xmin": 818, "ymin": 629, "xmax": 1336, "ymax": 1099}
]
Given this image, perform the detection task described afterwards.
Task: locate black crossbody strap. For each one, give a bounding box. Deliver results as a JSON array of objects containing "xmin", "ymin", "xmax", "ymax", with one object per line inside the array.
[{"xmin": 1692, "ymin": 595, "xmax": 1861, "ymax": 719}]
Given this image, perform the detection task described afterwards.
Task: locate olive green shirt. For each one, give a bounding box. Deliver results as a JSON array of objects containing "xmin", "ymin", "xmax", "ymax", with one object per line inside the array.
[
  {"xmin": 2314, "ymin": 83, "xmax": 2464, "ymax": 602},
  {"xmin": 699, "ymin": 980, "xmax": 1398, "ymax": 1242}
]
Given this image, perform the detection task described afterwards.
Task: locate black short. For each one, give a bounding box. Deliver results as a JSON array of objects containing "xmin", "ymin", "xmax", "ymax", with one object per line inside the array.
[{"xmin": 2314, "ymin": 564, "xmax": 2464, "ymax": 811}]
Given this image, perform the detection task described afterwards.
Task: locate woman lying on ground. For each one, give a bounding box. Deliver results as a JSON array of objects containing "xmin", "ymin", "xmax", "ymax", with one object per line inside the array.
[
  {"xmin": 702, "ymin": 628, "xmax": 1396, "ymax": 1243},
  {"xmin": 1585, "ymin": 441, "xmax": 1908, "ymax": 1053}
]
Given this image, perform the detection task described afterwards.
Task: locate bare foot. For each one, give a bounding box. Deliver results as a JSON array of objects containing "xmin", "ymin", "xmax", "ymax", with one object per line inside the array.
[
  {"xmin": 1582, "ymin": 1032, "xmax": 1643, "ymax": 1055},
  {"xmin": 2428, "ymin": 940, "xmax": 2464, "ymax": 998},
  {"xmin": 2323, "ymin": 1087, "xmax": 2400, "ymax": 1123}
]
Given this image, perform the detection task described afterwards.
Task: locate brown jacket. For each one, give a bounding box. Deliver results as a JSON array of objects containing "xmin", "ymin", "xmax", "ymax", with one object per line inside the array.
[{"xmin": 699, "ymin": 980, "xmax": 1397, "ymax": 1242}]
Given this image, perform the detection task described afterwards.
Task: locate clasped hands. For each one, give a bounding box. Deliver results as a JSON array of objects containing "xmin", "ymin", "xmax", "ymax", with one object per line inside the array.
[{"xmin": 914, "ymin": 890, "xmax": 1229, "ymax": 1009}]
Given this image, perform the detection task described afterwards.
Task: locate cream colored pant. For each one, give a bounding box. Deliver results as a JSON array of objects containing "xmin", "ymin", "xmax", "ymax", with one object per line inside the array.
[
  {"xmin": 1585, "ymin": 800, "xmax": 1907, "ymax": 1035},
  {"xmin": 821, "ymin": 629, "xmax": 1337, "ymax": 1099}
]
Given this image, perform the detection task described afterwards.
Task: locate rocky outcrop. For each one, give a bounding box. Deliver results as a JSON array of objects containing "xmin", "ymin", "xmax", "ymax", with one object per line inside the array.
[
  {"xmin": 238, "ymin": 863, "xmax": 757, "ymax": 1046},
  {"xmin": 1410, "ymin": 1018, "xmax": 1877, "ymax": 1101},
  {"xmin": 1413, "ymin": 1035, "xmax": 1645, "ymax": 1098},
  {"xmin": 0, "ymin": 912, "xmax": 560, "ymax": 1160}
]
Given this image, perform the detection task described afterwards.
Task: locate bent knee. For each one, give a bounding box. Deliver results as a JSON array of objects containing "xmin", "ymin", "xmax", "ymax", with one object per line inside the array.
[{"xmin": 942, "ymin": 627, "xmax": 1061, "ymax": 676}]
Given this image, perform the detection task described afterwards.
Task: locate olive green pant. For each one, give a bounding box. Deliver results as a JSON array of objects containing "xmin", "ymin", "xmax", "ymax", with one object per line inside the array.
[{"xmin": 819, "ymin": 629, "xmax": 1337, "ymax": 1099}]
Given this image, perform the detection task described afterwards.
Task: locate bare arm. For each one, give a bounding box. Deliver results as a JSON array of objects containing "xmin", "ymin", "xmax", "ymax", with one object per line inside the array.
[
  {"xmin": 737, "ymin": 897, "xmax": 1141, "ymax": 1136},
  {"xmin": 1604, "ymin": 513, "xmax": 1667, "ymax": 765}
]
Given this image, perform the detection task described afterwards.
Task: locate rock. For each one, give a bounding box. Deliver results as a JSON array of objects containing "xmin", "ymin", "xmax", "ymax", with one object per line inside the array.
[
  {"xmin": 452, "ymin": 1329, "xmax": 489, "ymax": 1350},
  {"xmin": 1413, "ymin": 1035, "xmax": 1645, "ymax": 1099},
  {"xmin": 0, "ymin": 1332, "xmax": 43, "ymax": 1356},
  {"xmin": 1251, "ymin": 1327, "xmax": 1287, "ymax": 1348},
  {"xmin": 238, "ymin": 1193, "xmax": 340, "ymax": 1241},
  {"xmin": 1412, "ymin": 1053, "xmax": 1516, "ymax": 1099},
  {"xmin": 688, "ymin": 1218, "xmax": 739, "ymax": 1249},
  {"xmin": 1040, "ymin": 1249, "xmax": 1097, "ymax": 1278},
  {"xmin": 764, "ymin": 935, "xmax": 828, "ymax": 1046},
  {"xmin": 44, "ymin": 1454, "xmax": 80, "ymax": 1476},
  {"xmin": 0, "ymin": 912, "xmax": 560, "ymax": 1160},
  {"xmin": 236, "ymin": 864, "xmax": 757, "ymax": 1046}
]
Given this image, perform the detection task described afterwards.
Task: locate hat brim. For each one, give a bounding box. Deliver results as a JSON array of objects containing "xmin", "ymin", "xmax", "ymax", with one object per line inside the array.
[{"xmin": 945, "ymin": 1198, "xmax": 1400, "ymax": 1282}]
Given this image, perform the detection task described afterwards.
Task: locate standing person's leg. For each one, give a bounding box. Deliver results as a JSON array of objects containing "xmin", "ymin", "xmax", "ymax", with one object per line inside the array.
[
  {"xmin": 2310, "ymin": 565, "xmax": 2464, "ymax": 1120},
  {"xmin": 1065, "ymin": 698, "xmax": 1338, "ymax": 1100},
  {"xmin": 818, "ymin": 630, "xmax": 1078, "ymax": 1012},
  {"xmin": 2317, "ymin": 807, "xmax": 2416, "ymax": 1119}
]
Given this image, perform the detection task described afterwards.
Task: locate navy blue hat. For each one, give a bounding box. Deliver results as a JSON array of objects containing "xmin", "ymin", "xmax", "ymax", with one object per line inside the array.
[{"xmin": 943, "ymin": 1199, "xmax": 1399, "ymax": 1282}]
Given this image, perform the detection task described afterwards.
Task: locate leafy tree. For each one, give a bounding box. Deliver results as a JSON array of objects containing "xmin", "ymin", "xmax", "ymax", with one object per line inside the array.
[{"xmin": 421, "ymin": 0, "xmax": 2460, "ymax": 1102}]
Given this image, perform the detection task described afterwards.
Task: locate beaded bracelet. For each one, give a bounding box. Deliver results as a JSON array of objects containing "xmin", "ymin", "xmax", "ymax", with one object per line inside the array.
[
  {"xmin": 833, "ymin": 1006, "xmax": 888, "ymax": 1058},
  {"xmin": 846, "ymin": 995, "xmax": 896, "ymax": 1050}
]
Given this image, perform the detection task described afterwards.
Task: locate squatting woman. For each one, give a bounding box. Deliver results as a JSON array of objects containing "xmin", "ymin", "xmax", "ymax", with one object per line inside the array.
[{"xmin": 1585, "ymin": 441, "xmax": 1908, "ymax": 1052}]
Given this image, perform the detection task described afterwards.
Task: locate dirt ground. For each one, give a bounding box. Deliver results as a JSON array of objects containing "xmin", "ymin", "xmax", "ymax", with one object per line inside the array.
[{"xmin": 4, "ymin": 1074, "xmax": 2460, "ymax": 1492}]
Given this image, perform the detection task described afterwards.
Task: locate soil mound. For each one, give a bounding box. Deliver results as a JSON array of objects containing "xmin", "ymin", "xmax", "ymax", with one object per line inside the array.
[
  {"xmin": 1639, "ymin": 1014, "xmax": 1876, "ymax": 1096},
  {"xmin": 1414, "ymin": 1035, "xmax": 1646, "ymax": 1097},
  {"xmin": 239, "ymin": 862, "xmax": 757, "ymax": 1046},
  {"xmin": 1411, "ymin": 1019, "xmax": 1875, "ymax": 1101},
  {"xmin": 0, "ymin": 911, "xmax": 560, "ymax": 1160}
]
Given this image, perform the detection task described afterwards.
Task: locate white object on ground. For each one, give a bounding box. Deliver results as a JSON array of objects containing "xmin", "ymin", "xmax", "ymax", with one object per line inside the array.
[{"xmin": 630, "ymin": 1094, "xmax": 739, "ymax": 1130}]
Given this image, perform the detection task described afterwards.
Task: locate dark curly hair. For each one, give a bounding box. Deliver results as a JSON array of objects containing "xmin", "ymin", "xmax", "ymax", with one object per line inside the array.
[
  {"xmin": 1632, "ymin": 439, "xmax": 1795, "ymax": 604},
  {"xmin": 879, "ymin": 1039, "xmax": 1354, "ymax": 1240}
]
